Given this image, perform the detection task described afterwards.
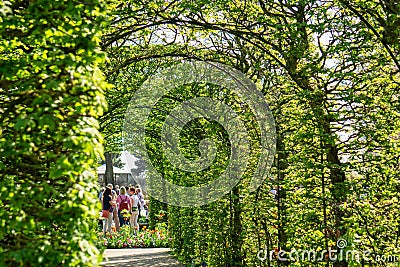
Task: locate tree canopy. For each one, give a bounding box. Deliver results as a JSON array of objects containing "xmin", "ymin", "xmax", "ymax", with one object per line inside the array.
[{"xmin": 1, "ymin": 0, "xmax": 399, "ymax": 266}]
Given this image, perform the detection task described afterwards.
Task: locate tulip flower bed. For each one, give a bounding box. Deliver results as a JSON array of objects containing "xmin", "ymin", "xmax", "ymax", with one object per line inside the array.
[{"xmin": 99, "ymin": 225, "xmax": 170, "ymax": 249}]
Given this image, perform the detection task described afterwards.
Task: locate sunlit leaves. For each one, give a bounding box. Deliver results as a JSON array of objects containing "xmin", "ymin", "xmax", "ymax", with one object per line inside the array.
[
  {"xmin": 100, "ymin": 0, "xmax": 399, "ymax": 266},
  {"xmin": 0, "ymin": 0, "xmax": 108, "ymax": 266}
]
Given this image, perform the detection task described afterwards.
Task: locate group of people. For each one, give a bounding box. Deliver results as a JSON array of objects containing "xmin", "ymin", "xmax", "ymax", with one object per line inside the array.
[{"xmin": 99, "ymin": 183, "xmax": 148, "ymax": 234}]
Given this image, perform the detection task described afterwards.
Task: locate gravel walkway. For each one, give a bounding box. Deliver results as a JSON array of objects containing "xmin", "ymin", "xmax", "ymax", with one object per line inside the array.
[{"xmin": 101, "ymin": 248, "xmax": 184, "ymax": 267}]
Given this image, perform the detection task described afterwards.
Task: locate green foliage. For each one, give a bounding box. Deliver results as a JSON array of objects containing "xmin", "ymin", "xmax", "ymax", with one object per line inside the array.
[
  {"xmin": 0, "ymin": 1, "xmax": 108, "ymax": 266},
  {"xmin": 99, "ymin": 53, "xmax": 176, "ymax": 152},
  {"xmin": 101, "ymin": 0, "xmax": 400, "ymax": 266}
]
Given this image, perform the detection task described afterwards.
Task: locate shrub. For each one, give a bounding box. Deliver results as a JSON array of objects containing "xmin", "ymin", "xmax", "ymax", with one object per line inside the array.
[{"xmin": 0, "ymin": 1, "xmax": 108, "ymax": 266}]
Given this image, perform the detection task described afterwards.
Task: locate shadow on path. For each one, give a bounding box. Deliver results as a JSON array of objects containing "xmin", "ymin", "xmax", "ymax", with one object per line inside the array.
[{"xmin": 101, "ymin": 248, "xmax": 184, "ymax": 267}]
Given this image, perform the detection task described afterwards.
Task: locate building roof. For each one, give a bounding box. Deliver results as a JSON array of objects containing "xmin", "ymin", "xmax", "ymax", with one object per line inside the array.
[
  {"xmin": 97, "ymin": 164, "xmax": 131, "ymax": 175},
  {"xmin": 120, "ymin": 151, "xmax": 147, "ymax": 192},
  {"xmin": 120, "ymin": 151, "xmax": 139, "ymax": 172}
]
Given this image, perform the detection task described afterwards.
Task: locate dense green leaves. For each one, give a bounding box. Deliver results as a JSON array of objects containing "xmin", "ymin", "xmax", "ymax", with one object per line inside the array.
[
  {"xmin": 102, "ymin": 0, "xmax": 399, "ymax": 266},
  {"xmin": 0, "ymin": 1, "xmax": 108, "ymax": 266},
  {"xmin": 1, "ymin": 0, "xmax": 398, "ymax": 266}
]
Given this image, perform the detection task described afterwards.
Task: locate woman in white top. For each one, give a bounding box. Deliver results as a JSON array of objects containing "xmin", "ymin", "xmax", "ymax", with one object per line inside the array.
[
  {"xmin": 135, "ymin": 187, "xmax": 145, "ymax": 217},
  {"xmin": 129, "ymin": 187, "xmax": 140, "ymax": 234}
]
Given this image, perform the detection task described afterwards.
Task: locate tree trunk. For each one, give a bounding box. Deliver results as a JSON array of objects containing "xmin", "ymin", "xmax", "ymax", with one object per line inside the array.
[
  {"xmin": 105, "ymin": 152, "xmax": 114, "ymax": 187},
  {"xmin": 284, "ymin": 5, "xmax": 348, "ymax": 266},
  {"xmin": 231, "ymin": 185, "xmax": 243, "ymax": 266},
  {"xmin": 276, "ymin": 131, "xmax": 290, "ymax": 266}
]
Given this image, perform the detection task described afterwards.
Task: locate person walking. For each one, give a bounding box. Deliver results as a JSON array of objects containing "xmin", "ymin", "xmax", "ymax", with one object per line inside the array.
[
  {"xmin": 144, "ymin": 200, "xmax": 149, "ymax": 224},
  {"xmin": 135, "ymin": 186, "xmax": 145, "ymax": 217},
  {"xmin": 116, "ymin": 186, "xmax": 130, "ymax": 227},
  {"xmin": 102, "ymin": 187, "xmax": 114, "ymax": 234},
  {"xmin": 129, "ymin": 187, "xmax": 140, "ymax": 235},
  {"xmin": 107, "ymin": 184, "xmax": 120, "ymax": 232},
  {"xmin": 98, "ymin": 187, "xmax": 105, "ymax": 203}
]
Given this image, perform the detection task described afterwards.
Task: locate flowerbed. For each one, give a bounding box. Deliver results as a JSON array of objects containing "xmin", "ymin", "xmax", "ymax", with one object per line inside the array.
[{"xmin": 99, "ymin": 225, "xmax": 170, "ymax": 249}]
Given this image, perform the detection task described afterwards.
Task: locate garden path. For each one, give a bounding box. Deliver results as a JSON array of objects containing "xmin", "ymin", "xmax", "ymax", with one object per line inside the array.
[{"xmin": 101, "ymin": 248, "xmax": 183, "ymax": 267}]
